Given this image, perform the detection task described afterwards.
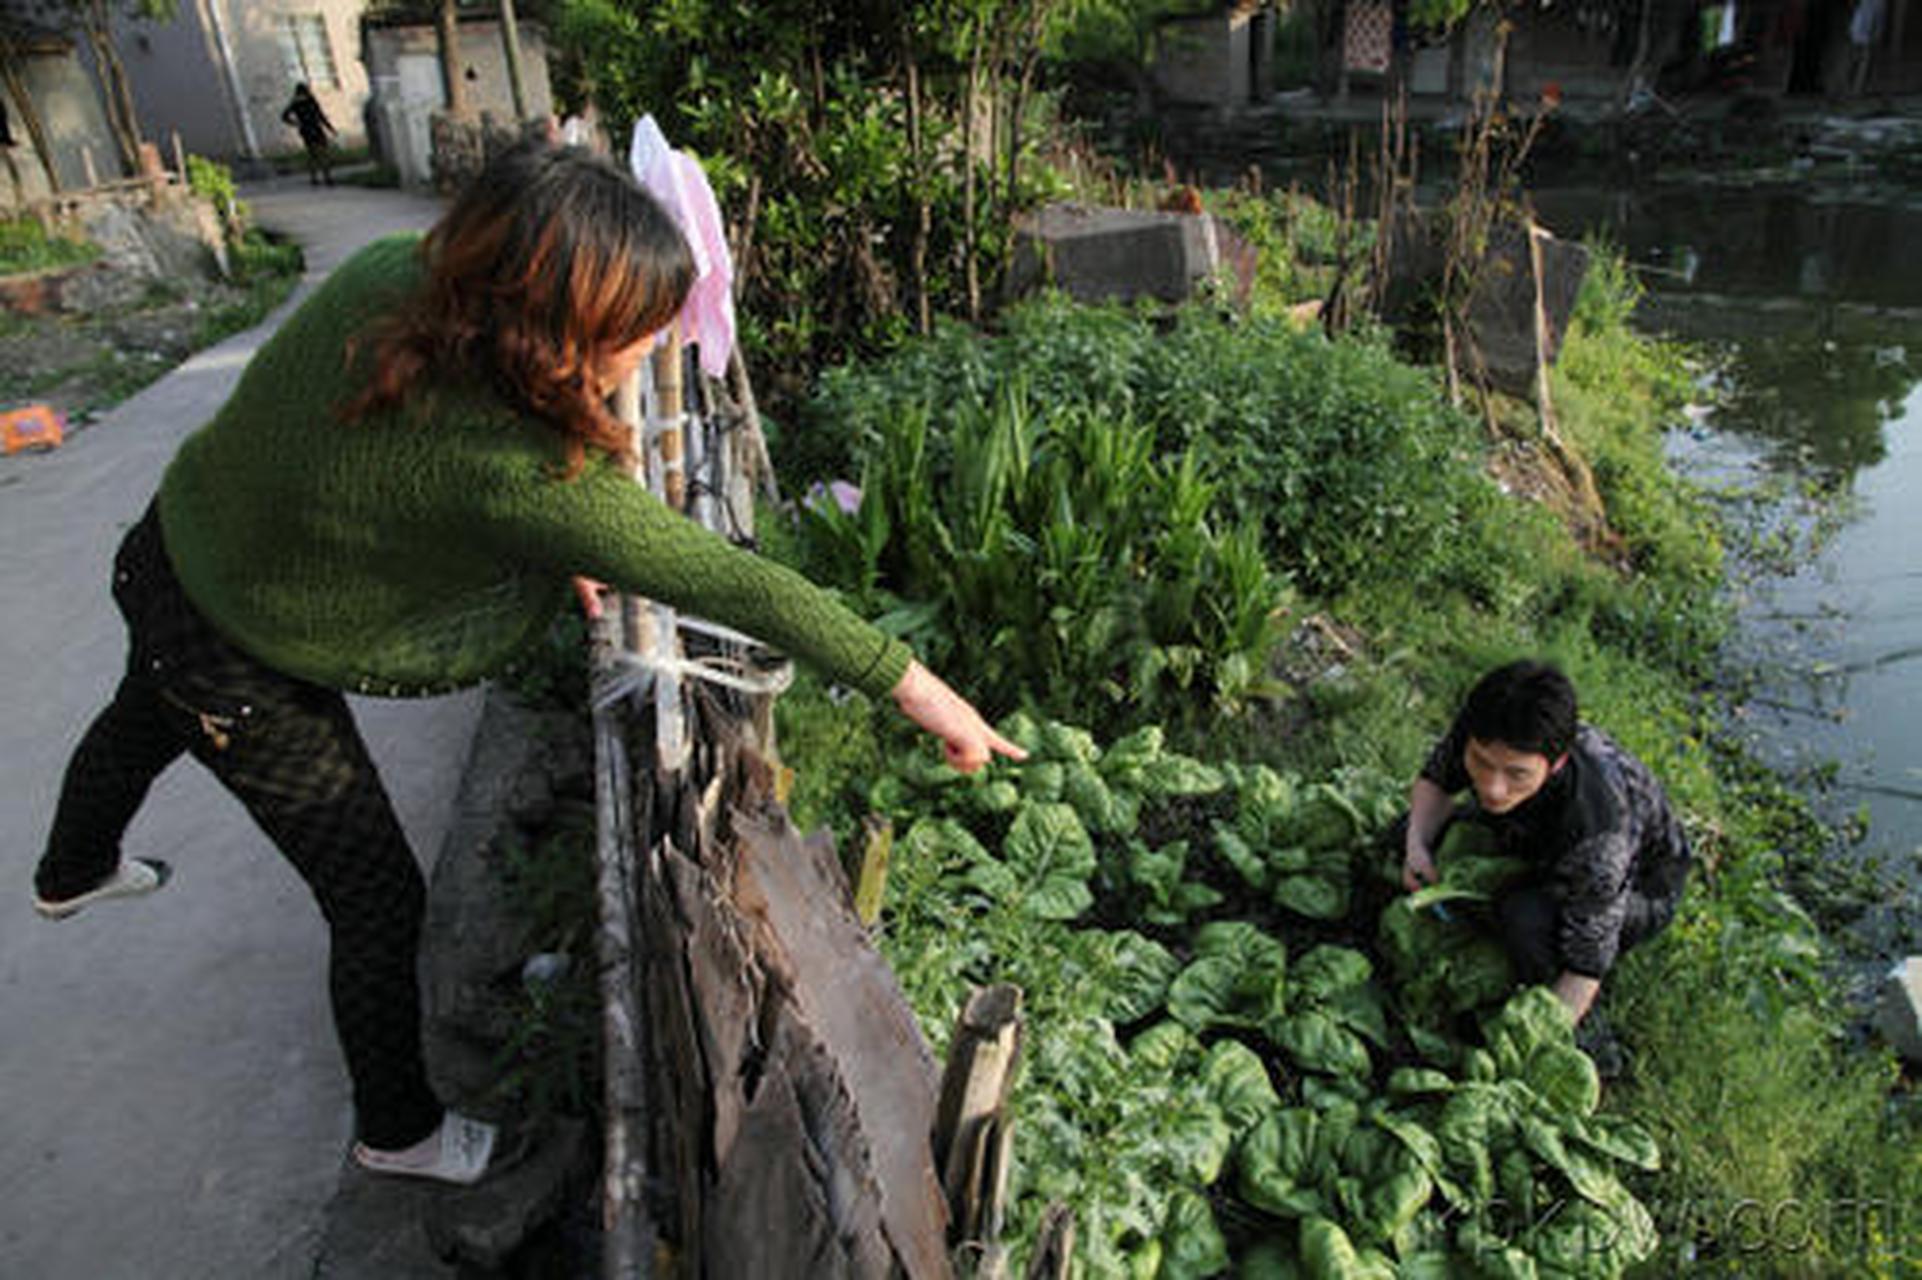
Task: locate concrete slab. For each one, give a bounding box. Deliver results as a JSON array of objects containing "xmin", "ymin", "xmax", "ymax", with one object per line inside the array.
[{"xmin": 0, "ymin": 179, "xmax": 478, "ymax": 1280}]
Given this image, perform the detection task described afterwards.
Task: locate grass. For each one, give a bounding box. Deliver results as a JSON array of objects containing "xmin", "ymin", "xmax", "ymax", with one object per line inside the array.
[
  {"xmin": 0, "ymin": 218, "xmax": 100, "ymax": 276},
  {"xmin": 0, "ymin": 226, "xmax": 302, "ymax": 423},
  {"xmin": 191, "ymin": 229, "xmax": 304, "ymax": 347}
]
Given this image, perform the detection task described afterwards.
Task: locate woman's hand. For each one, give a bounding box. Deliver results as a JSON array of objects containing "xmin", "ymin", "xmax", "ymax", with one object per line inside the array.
[
  {"xmin": 573, "ymin": 576, "xmax": 608, "ymax": 619},
  {"xmin": 891, "ymin": 661, "xmax": 1027, "ymax": 774}
]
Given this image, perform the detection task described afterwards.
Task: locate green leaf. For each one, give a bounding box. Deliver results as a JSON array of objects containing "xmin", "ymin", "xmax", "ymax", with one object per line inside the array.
[
  {"xmin": 1271, "ymin": 1010, "xmax": 1372, "ymax": 1079},
  {"xmin": 1238, "ymin": 1110, "xmax": 1327, "ymax": 1219},
  {"xmin": 959, "ymin": 777, "xmax": 1021, "ymax": 816},
  {"xmin": 1566, "ymin": 1113, "xmax": 1662, "ymax": 1172},
  {"xmin": 899, "ymin": 816, "xmax": 992, "ymax": 869},
  {"xmin": 1388, "ymin": 1067, "xmax": 1458, "ymax": 1099},
  {"xmin": 1323, "ymin": 983, "xmax": 1392, "ymax": 1049},
  {"xmin": 1100, "ymin": 724, "xmax": 1165, "ymax": 781},
  {"xmin": 1292, "ymin": 945, "xmax": 1374, "ymax": 1001},
  {"xmin": 1130, "ymin": 1020, "xmax": 1200, "ymax": 1075},
  {"xmin": 1159, "ymin": 1188, "xmax": 1230, "ymax": 1280},
  {"xmin": 1038, "ymin": 720, "xmax": 1101, "ymax": 763},
  {"xmin": 1273, "ymin": 872, "xmax": 1350, "ymax": 920},
  {"xmin": 1003, "ymin": 801, "xmax": 1096, "ymax": 920},
  {"xmin": 1299, "ymin": 1216, "xmax": 1396, "ymax": 1280},
  {"xmin": 1358, "ymin": 1160, "xmax": 1432, "ymax": 1243},
  {"xmin": 1141, "ymin": 752, "xmax": 1227, "ymax": 797},
  {"xmin": 1519, "ymin": 1042, "xmax": 1602, "ymax": 1118},
  {"xmin": 1201, "ymin": 1039, "xmax": 1281, "ymax": 1134},
  {"xmin": 1066, "ymin": 761, "xmax": 1138, "ymax": 835},
  {"xmin": 996, "ymin": 710, "xmax": 1043, "ymax": 755},
  {"xmin": 1021, "ymin": 760, "xmax": 1067, "ymax": 802},
  {"xmin": 1071, "ymin": 929, "xmax": 1181, "ymax": 1023},
  {"xmin": 1484, "ymin": 986, "xmax": 1579, "ymax": 1077},
  {"xmin": 1160, "ymin": 1091, "xmax": 1237, "ymax": 1186},
  {"xmin": 1290, "ymin": 784, "xmax": 1365, "ymax": 851},
  {"xmin": 1168, "ymin": 922, "xmax": 1290, "ymax": 1033},
  {"xmin": 1213, "ymin": 822, "xmax": 1272, "ymax": 890}
]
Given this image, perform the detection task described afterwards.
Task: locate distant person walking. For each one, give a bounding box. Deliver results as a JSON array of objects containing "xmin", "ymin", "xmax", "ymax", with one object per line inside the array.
[
  {"xmin": 1848, "ymin": 0, "xmax": 1886, "ymax": 96},
  {"xmin": 281, "ymin": 83, "xmax": 336, "ymax": 185}
]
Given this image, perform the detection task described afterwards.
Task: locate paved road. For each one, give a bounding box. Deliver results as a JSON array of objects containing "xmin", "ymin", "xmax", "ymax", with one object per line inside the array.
[{"xmin": 0, "ymin": 179, "xmax": 475, "ymax": 1280}]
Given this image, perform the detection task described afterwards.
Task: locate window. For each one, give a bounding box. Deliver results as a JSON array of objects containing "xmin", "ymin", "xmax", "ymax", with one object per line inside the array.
[{"xmin": 278, "ymin": 14, "xmax": 340, "ymax": 91}]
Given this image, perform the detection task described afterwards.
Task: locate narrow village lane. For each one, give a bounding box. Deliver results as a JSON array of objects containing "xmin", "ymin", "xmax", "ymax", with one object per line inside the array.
[{"xmin": 0, "ymin": 178, "xmax": 475, "ymax": 1280}]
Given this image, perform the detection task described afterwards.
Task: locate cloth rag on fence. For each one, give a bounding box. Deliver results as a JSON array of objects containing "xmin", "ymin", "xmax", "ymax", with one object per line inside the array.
[{"xmin": 628, "ymin": 115, "xmax": 737, "ymax": 379}]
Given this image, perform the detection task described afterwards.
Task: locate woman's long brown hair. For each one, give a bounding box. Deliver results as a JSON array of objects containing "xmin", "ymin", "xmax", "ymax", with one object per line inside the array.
[{"xmin": 343, "ymin": 140, "xmax": 696, "ymax": 476}]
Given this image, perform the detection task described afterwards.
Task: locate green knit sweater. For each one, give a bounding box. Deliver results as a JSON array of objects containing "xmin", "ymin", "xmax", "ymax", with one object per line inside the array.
[{"xmin": 158, "ymin": 234, "xmax": 910, "ymax": 699}]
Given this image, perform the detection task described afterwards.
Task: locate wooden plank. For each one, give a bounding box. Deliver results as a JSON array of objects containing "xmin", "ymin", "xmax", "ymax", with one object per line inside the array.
[{"xmin": 732, "ymin": 811, "xmax": 953, "ymax": 1276}]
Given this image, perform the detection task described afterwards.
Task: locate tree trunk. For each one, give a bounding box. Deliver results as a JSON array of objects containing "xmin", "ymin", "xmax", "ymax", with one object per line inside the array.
[
  {"xmin": 900, "ymin": 13, "xmax": 931, "ymax": 336},
  {"xmin": 83, "ymin": 0, "xmax": 140, "ymax": 174},
  {"xmin": 963, "ymin": 21, "xmax": 984, "ymax": 325},
  {"xmin": 0, "ymin": 37, "xmax": 62, "ymax": 196},
  {"xmin": 1622, "ymin": 0, "xmax": 1656, "ymax": 106},
  {"xmin": 498, "ymin": 0, "xmax": 528, "ymax": 120},
  {"xmin": 437, "ymin": 0, "xmax": 468, "ymax": 118}
]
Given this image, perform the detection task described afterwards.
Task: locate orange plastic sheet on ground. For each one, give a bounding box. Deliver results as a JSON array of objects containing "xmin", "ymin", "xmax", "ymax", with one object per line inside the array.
[{"xmin": 2, "ymin": 404, "xmax": 65, "ymax": 454}]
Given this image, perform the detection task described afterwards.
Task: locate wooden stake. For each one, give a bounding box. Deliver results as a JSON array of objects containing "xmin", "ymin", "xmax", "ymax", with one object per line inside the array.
[
  {"xmin": 852, "ymin": 815, "xmax": 892, "ymax": 925},
  {"xmin": 171, "ymin": 129, "xmax": 186, "ymax": 183},
  {"xmin": 933, "ymin": 985, "xmax": 1024, "ymax": 1246},
  {"xmin": 81, "ymin": 145, "xmax": 99, "ymax": 189}
]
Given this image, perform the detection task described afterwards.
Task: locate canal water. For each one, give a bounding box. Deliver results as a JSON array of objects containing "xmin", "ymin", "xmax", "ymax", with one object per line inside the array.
[{"xmin": 1533, "ymin": 184, "xmax": 1922, "ymax": 870}]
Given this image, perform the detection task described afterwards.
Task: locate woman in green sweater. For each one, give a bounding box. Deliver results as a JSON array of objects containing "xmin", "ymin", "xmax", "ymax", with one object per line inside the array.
[{"xmin": 32, "ymin": 141, "xmax": 1021, "ymax": 1185}]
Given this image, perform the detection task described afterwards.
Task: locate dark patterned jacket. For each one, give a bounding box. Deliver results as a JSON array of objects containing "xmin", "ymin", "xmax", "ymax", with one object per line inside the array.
[{"xmin": 1421, "ymin": 721, "xmax": 1692, "ymax": 977}]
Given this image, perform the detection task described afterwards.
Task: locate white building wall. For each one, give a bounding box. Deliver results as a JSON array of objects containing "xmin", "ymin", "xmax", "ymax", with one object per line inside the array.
[{"xmin": 115, "ymin": 0, "xmax": 370, "ymax": 165}]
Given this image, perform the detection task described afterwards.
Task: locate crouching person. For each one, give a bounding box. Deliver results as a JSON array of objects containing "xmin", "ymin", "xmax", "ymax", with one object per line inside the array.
[{"xmin": 1398, "ymin": 660, "xmax": 1691, "ymax": 1027}]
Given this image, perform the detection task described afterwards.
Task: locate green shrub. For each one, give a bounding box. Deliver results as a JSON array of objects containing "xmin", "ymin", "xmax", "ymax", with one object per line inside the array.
[
  {"xmin": 186, "ymin": 153, "xmax": 247, "ymax": 238},
  {"xmin": 191, "ymin": 229, "xmax": 303, "ymax": 347}
]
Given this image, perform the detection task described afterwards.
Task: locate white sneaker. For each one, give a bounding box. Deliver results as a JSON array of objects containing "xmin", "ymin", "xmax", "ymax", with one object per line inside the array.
[
  {"xmin": 352, "ymin": 1111, "xmax": 497, "ymax": 1186},
  {"xmin": 34, "ymin": 859, "xmax": 171, "ymax": 920}
]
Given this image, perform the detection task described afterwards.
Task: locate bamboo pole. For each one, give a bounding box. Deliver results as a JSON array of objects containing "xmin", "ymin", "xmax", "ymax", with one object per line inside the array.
[
  {"xmin": 591, "ymin": 617, "xmax": 654, "ymax": 1280},
  {"xmin": 653, "ymin": 329, "xmax": 686, "ymax": 512},
  {"xmin": 593, "ymin": 364, "xmax": 656, "ymax": 1279}
]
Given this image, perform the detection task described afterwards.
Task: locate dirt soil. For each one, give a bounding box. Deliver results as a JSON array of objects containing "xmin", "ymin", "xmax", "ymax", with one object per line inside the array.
[{"xmin": 1, "ymin": 269, "xmax": 284, "ymax": 437}]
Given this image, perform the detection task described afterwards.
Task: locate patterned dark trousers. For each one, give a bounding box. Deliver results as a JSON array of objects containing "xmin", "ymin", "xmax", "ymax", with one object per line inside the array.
[{"xmin": 35, "ymin": 506, "xmax": 443, "ymax": 1149}]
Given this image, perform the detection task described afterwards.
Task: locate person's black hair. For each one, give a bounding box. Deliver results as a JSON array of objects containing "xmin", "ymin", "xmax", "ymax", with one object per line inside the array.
[{"xmin": 1460, "ymin": 660, "xmax": 1577, "ymax": 759}]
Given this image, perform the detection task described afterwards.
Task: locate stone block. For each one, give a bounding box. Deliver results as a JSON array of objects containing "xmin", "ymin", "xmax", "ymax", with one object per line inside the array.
[
  {"xmin": 423, "ymin": 1118, "xmax": 592, "ymax": 1271},
  {"xmin": 1874, "ymin": 957, "xmax": 1922, "ymax": 1062},
  {"xmin": 1382, "ymin": 211, "xmax": 1591, "ymax": 399},
  {"xmin": 1008, "ymin": 203, "xmax": 1254, "ymax": 307}
]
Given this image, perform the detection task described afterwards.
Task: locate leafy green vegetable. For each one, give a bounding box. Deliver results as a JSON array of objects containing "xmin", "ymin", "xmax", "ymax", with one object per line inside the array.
[
  {"xmin": 1159, "ymin": 1188, "xmax": 1230, "ymax": 1280},
  {"xmin": 1168, "ymin": 922, "xmax": 1289, "ymax": 1034},
  {"xmin": 1060, "ymin": 929, "xmax": 1180, "ymax": 1023},
  {"xmin": 1201, "ymin": 1038, "xmax": 1282, "ymax": 1134},
  {"xmin": 1273, "ymin": 1010, "xmax": 1373, "ymax": 1079},
  {"xmin": 1293, "ymin": 945, "xmax": 1375, "ymax": 1000},
  {"xmin": 1002, "ymin": 801, "xmax": 1097, "ymax": 920},
  {"xmin": 1239, "ymin": 1109, "xmax": 1329, "ymax": 1219},
  {"xmin": 1273, "ymin": 869, "xmax": 1351, "ymax": 920},
  {"xmin": 1300, "ymin": 1215, "xmax": 1396, "ymax": 1279}
]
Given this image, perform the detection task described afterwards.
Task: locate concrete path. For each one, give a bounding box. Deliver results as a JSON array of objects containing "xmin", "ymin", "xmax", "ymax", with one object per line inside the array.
[{"xmin": 0, "ymin": 179, "xmax": 476, "ymax": 1280}]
